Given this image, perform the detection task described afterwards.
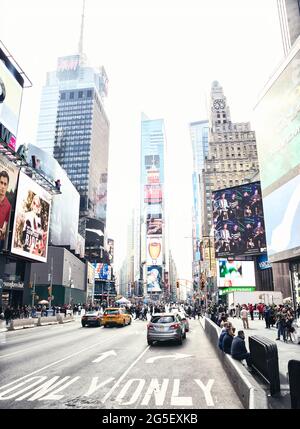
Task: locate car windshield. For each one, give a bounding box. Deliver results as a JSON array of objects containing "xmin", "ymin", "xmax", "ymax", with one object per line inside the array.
[
  {"xmin": 104, "ymin": 310, "xmax": 119, "ymax": 315},
  {"xmin": 151, "ymin": 316, "xmax": 175, "ymax": 324},
  {"xmin": 86, "ymin": 312, "xmax": 98, "ymax": 315}
]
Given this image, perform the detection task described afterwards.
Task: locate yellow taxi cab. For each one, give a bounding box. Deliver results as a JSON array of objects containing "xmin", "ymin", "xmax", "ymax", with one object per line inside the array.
[{"xmin": 101, "ymin": 307, "xmax": 132, "ymax": 328}]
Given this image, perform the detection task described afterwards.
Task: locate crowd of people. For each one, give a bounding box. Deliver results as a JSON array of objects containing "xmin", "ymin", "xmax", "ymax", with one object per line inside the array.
[{"xmin": 207, "ymin": 301, "xmax": 300, "ymax": 348}]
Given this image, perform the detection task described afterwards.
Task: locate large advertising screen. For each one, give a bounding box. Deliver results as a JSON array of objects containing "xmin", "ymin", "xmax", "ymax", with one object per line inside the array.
[
  {"xmin": 147, "ymin": 265, "xmax": 162, "ymax": 293},
  {"xmin": 27, "ymin": 144, "xmax": 80, "ymax": 251},
  {"xmin": 253, "ymin": 40, "xmax": 300, "ymax": 262},
  {"xmin": 213, "ymin": 182, "xmax": 267, "ymax": 257},
  {"xmin": 147, "ymin": 236, "xmax": 163, "ymax": 266},
  {"xmin": 0, "ymin": 154, "xmax": 19, "ymax": 251},
  {"xmin": 107, "ymin": 238, "xmax": 114, "ymax": 264},
  {"xmin": 92, "ymin": 263, "xmax": 112, "ymax": 280},
  {"xmin": 11, "ymin": 171, "xmax": 52, "ymax": 262},
  {"xmin": 0, "ymin": 49, "xmax": 23, "ymax": 150},
  {"xmin": 217, "ymin": 259, "xmax": 256, "ymax": 288},
  {"xmin": 147, "ymin": 217, "xmax": 162, "ymax": 235},
  {"xmin": 144, "ymin": 184, "xmax": 162, "ymax": 203},
  {"xmin": 253, "ymin": 44, "xmax": 300, "ymax": 195}
]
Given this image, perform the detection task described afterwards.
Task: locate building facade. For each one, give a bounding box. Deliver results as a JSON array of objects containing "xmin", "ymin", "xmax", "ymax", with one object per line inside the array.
[
  {"xmin": 140, "ymin": 114, "xmax": 168, "ymax": 300},
  {"xmin": 277, "ymin": 0, "xmax": 300, "ymax": 56}
]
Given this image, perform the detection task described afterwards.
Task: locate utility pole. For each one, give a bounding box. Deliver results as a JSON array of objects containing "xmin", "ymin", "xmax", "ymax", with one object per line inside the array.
[
  {"xmin": 32, "ymin": 272, "xmax": 36, "ymax": 308},
  {"xmin": 49, "ymin": 256, "xmax": 53, "ymax": 309}
]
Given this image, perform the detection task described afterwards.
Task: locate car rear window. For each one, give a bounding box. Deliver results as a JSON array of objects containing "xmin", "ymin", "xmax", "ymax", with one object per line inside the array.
[
  {"xmin": 104, "ymin": 310, "xmax": 119, "ymax": 315},
  {"xmin": 151, "ymin": 316, "xmax": 175, "ymax": 324}
]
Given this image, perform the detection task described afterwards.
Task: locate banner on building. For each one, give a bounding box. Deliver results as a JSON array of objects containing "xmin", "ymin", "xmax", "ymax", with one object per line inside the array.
[
  {"xmin": 144, "ymin": 184, "xmax": 162, "ymax": 203},
  {"xmin": 11, "ymin": 171, "xmax": 52, "ymax": 262},
  {"xmin": 107, "ymin": 238, "xmax": 114, "ymax": 264},
  {"xmin": 147, "ymin": 217, "xmax": 162, "ymax": 235},
  {"xmin": 0, "ymin": 47, "xmax": 23, "ymax": 150},
  {"xmin": 0, "ymin": 154, "xmax": 19, "ymax": 251},
  {"xmin": 147, "ymin": 236, "xmax": 163, "ymax": 265},
  {"xmin": 217, "ymin": 259, "xmax": 256, "ymax": 288},
  {"xmin": 213, "ymin": 182, "xmax": 266, "ymax": 257},
  {"xmin": 92, "ymin": 263, "xmax": 111, "ymax": 280},
  {"xmin": 147, "ymin": 265, "xmax": 162, "ymax": 293}
]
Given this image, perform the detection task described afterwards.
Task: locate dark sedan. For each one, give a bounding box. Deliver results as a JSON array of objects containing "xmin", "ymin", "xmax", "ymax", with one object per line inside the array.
[{"xmin": 81, "ymin": 311, "xmax": 103, "ymax": 327}]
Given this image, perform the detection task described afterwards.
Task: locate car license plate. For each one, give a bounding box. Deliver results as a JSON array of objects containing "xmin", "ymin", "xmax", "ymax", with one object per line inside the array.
[{"xmin": 157, "ymin": 326, "xmax": 166, "ymax": 331}]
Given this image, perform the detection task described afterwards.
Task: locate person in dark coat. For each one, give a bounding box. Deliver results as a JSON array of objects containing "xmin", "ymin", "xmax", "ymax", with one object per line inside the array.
[
  {"xmin": 231, "ymin": 330, "xmax": 252, "ymax": 367},
  {"xmin": 4, "ymin": 306, "xmax": 12, "ymax": 326},
  {"xmin": 264, "ymin": 306, "xmax": 271, "ymax": 329},
  {"xmin": 222, "ymin": 327, "xmax": 235, "ymax": 354},
  {"xmin": 218, "ymin": 322, "xmax": 230, "ymax": 350}
]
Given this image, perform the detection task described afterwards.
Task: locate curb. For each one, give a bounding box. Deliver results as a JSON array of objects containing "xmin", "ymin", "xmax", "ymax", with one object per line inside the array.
[{"xmin": 199, "ymin": 316, "xmax": 268, "ymax": 409}]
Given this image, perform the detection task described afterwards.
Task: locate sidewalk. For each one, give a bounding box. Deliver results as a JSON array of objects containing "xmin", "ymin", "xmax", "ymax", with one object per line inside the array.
[{"xmin": 228, "ymin": 316, "xmax": 300, "ymax": 408}]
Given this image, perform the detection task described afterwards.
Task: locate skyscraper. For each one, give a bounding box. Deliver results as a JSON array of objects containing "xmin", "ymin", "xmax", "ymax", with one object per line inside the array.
[
  {"xmin": 202, "ymin": 81, "xmax": 259, "ymax": 236},
  {"xmin": 36, "ymin": 1, "xmax": 109, "ymax": 224},
  {"xmin": 140, "ymin": 114, "xmax": 168, "ymax": 299},
  {"xmin": 277, "ymin": 0, "xmax": 300, "ymax": 55}
]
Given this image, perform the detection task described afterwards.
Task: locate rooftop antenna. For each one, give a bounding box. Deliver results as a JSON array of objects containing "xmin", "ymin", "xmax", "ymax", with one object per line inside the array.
[{"xmin": 78, "ymin": 0, "xmax": 86, "ymax": 65}]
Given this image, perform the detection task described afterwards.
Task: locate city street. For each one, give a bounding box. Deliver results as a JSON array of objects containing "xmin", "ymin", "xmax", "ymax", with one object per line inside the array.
[{"xmin": 0, "ymin": 317, "xmax": 243, "ymax": 409}]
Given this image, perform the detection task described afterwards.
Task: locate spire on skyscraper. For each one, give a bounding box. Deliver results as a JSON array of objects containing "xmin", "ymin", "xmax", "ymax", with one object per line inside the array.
[{"xmin": 78, "ymin": 0, "xmax": 86, "ymax": 65}]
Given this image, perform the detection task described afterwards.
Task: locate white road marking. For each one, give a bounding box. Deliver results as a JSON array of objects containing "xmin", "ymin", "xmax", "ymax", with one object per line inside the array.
[
  {"xmin": 145, "ymin": 353, "xmax": 192, "ymax": 364},
  {"xmin": 194, "ymin": 379, "xmax": 215, "ymax": 406},
  {"xmin": 0, "ymin": 377, "xmax": 48, "ymax": 400},
  {"xmin": 84, "ymin": 377, "xmax": 115, "ymax": 397},
  {"xmin": 0, "ymin": 332, "xmax": 121, "ymax": 392},
  {"xmin": 141, "ymin": 378, "xmax": 169, "ymax": 406},
  {"xmin": 37, "ymin": 377, "xmax": 80, "ymax": 401},
  {"xmin": 115, "ymin": 379, "xmax": 146, "ymax": 406},
  {"xmin": 171, "ymin": 379, "xmax": 193, "ymax": 406},
  {"xmin": 92, "ymin": 350, "xmax": 117, "ymax": 363},
  {"xmin": 101, "ymin": 346, "xmax": 150, "ymax": 404}
]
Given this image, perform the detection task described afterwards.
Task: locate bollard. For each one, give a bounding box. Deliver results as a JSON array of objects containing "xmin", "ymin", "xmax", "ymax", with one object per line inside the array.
[{"xmin": 288, "ymin": 360, "xmax": 300, "ymax": 409}]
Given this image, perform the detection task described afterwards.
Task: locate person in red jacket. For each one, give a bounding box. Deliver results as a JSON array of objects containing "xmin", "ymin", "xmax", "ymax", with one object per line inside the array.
[{"xmin": 257, "ymin": 303, "xmax": 264, "ymax": 320}]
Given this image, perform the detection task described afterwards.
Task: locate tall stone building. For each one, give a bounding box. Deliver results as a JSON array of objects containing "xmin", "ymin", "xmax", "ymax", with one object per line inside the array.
[{"xmin": 202, "ymin": 81, "xmax": 259, "ymax": 236}]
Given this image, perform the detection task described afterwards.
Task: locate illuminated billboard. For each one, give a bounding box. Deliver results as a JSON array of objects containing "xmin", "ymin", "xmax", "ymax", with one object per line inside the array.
[
  {"xmin": 147, "ymin": 217, "xmax": 162, "ymax": 235},
  {"xmin": 217, "ymin": 259, "xmax": 256, "ymax": 288},
  {"xmin": 11, "ymin": 171, "xmax": 52, "ymax": 262},
  {"xmin": 212, "ymin": 182, "xmax": 267, "ymax": 257},
  {"xmin": 0, "ymin": 154, "xmax": 19, "ymax": 251},
  {"xmin": 0, "ymin": 48, "xmax": 24, "ymax": 149},
  {"xmin": 253, "ymin": 39, "xmax": 300, "ymax": 262},
  {"xmin": 144, "ymin": 184, "xmax": 162, "ymax": 203},
  {"xmin": 147, "ymin": 236, "xmax": 163, "ymax": 265},
  {"xmin": 92, "ymin": 263, "xmax": 111, "ymax": 280},
  {"xmin": 56, "ymin": 55, "xmax": 80, "ymax": 81},
  {"xmin": 107, "ymin": 238, "xmax": 114, "ymax": 264},
  {"xmin": 147, "ymin": 265, "xmax": 162, "ymax": 293}
]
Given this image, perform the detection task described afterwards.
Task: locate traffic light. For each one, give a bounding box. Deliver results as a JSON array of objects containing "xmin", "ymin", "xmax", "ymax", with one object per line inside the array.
[{"xmin": 176, "ymin": 281, "xmax": 179, "ymax": 288}]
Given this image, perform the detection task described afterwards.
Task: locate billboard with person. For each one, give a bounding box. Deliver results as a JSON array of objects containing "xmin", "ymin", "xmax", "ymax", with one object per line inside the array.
[
  {"xmin": 147, "ymin": 265, "xmax": 162, "ymax": 293},
  {"xmin": 0, "ymin": 154, "xmax": 19, "ymax": 251},
  {"xmin": 0, "ymin": 47, "xmax": 24, "ymax": 150},
  {"xmin": 212, "ymin": 182, "xmax": 267, "ymax": 257},
  {"xmin": 11, "ymin": 171, "xmax": 52, "ymax": 262}
]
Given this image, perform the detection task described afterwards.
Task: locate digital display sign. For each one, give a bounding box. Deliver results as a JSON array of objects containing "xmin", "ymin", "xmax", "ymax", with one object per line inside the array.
[{"xmin": 213, "ymin": 182, "xmax": 267, "ymax": 257}]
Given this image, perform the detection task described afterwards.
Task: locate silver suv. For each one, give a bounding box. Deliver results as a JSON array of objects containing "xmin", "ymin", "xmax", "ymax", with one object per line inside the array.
[{"xmin": 147, "ymin": 313, "xmax": 186, "ymax": 346}]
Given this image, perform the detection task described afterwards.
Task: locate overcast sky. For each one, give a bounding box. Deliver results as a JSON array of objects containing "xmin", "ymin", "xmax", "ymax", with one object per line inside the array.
[{"xmin": 2, "ymin": 0, "xmax": 283, "ymax": 282}]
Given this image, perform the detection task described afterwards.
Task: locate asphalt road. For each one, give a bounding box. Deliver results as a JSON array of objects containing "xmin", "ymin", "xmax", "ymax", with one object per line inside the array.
[{"xmin": 0, "ymin": 317, "xmax": 243, "ymax": 409}]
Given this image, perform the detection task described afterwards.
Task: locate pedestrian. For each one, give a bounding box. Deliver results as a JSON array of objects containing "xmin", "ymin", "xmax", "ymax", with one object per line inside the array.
[
  {"xmin": 222, "ymin": 326, "xmax": 236, "ymax": 354},
  {"xmin": 249, "ymin": 303, "xmax": 254, "ymax": 321},
  {"xmin": 257, "ymin": 302, "xmax": 264, "ymax": 320},
  {"xmin": 276, "ymin": 309, "xmax": 287, "ymax": 342},
  {"xmin": 297, "ymin": 303, "xmax": 300, "ymax": 320},
  {"xmin": 218, "ymin": 322, "xmax": 230, "ymax": 350},
  {"xmin": 231, "ymin": 330, "xmax": 253, "ymax": 368},
  {"xmin": 240, "ymin": 305, "xmax": 249, "ymax": 329},
  {"xmin": 264, "ymin": 305, "xmax": 271, "ymax": 329},
  {"xmin": 4, "ymin": 306, "xmax": 12, "ymax": 326},
  {"xmin": 235, "ymin": 303, "xmax": 241, "ymax": 319}
]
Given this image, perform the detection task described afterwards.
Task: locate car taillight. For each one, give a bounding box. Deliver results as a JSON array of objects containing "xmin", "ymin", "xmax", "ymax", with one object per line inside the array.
[
  {"xmin": 170, "ymin": 323, "xmax": 180, "ymax": 329},
  {"xmin": 147, "ymin": 324, "xmax": 154, "ymax": 330}
]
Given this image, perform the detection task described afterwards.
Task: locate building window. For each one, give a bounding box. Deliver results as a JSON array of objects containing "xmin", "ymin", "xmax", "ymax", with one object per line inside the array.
[
  {"xmin": 61, "ymin": 93, "xmax": 66, "ymax": 100},
  {"xmin": 87, "ymin": 90, "xmax": 92, "ymax": 98},
  {"xmin": 78, "ymin": 91, "xmax": 83, "ymax": 98},
  {"xmin": 69, "ymin": 92, "xmax": 74, "ymax": 99}
]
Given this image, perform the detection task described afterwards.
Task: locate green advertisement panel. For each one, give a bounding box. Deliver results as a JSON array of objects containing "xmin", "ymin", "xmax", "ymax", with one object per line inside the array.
[{"xmin": 219, "ymin": 287, "xmax": 256, "ymax": 295}]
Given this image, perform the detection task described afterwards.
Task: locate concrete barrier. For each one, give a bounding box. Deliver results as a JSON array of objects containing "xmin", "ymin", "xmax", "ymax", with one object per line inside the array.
[
  {"xmin": 56, "ymin": 314, "xmax": 74, "ymax": 324},
  {"xmin": 8, "ymin": 318, "xmax": 37, "ymax": 330},
  {"xmin": 200, "ymin": 316, "xmax": 268, "ymax": 409},
  {"xmin": 37, "ymin": 316, "xmax": 59, "ymax": 326}
]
